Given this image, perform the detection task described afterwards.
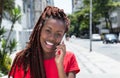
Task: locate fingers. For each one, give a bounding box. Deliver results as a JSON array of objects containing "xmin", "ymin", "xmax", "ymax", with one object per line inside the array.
[
  {"xmin": 55, "ymin": 41, "xmax": 66, "ymax": 64},
  {"xmin": 55, "ymin": 49, "xmax": 61, "ymax": 55},
  {"xmin": 56, "ymin": 41, "xmax": 66, "ymax": 51}
]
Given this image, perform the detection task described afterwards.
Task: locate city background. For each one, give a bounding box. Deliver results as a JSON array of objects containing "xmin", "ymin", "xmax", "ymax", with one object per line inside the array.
[{"xmin": 0, "ymin": 0, "xmax": 120, "ymax": 78}]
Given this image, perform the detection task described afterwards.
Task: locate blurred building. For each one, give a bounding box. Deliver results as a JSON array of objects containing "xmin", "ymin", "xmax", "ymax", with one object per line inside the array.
[
  {"xmin": 97, "ymin": 0, "xmax": 120, "ymax": 38},
  {"xmin": 110, "ymin": 0, "xmax": 120, "ymax": 38},
  {"xmin": 18, "ymin": 0, "xmax": 54, "ymax": 49},
  {"xmin": 1, "ymin": 0, "xmax": 54, "ymax": 51},
  {"xmin": 72, "ymin": 0, "xmax": 83, "ymax": 13},
  {"xmin": 23, "ymin": 0, "xmax": 54, "ymax": 29},
  {"xmin": 110, "ymin": 7, "xmax": 120, "ymax": 35}
]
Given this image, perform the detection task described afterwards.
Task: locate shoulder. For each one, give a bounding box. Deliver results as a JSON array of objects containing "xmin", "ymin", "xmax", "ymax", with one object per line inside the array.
[
  {"xmin": 13, "ymin": 50, "xmax": 24, "ymax": 63},
  {"xmin": 65, "ymin": 51, "xmax": 75, "ymax": 58},
  {"xmin": 11, "ymin": 50, "xmax": 26, "ymax": 69},
  {"xmin": 64, "ymin": 51, "xmax": 77, "ymax": 63},
  {"xmin": 9, "ymin": 50, "xmax": 30, "ymax": 77},
  {"xmin": 64, "ymin": 51, "xmax": 80, "ymax": 74}
]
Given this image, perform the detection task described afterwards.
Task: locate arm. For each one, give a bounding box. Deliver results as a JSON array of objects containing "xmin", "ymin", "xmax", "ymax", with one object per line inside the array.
[
  {"xmin": 67, "ymin": 72, "xmax": 76, "ymax": 78},
  {"xmin": 56, "ymin": 64, "xmax": 76, "ymax": 78},
  {"xmin": 64, "ymin": 52, "xmax": 80, "ymax": 78},
  {"xmin": 55, "ymin": 41, "xmax": 67, "ymax": 78},
  {"xmin": 56, "ymin": 62, "xmax": 67, "ymax": 78},
  {"xmin": 55, "ymin": 42, "xmax": 80, "ymax": 78}
]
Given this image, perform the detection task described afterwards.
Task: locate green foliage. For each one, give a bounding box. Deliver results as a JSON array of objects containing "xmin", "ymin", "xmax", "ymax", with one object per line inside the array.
[
  {"xmin": 0, "ymin": 54, "xmax": 12, "ymax": 75},
  {"xmin": 0, "ymin": 6, "xmax": 21, "ymax": 76},
  {"xmin": 68, "ymin": 15, "xmax": 77, "ymax": 25},
  {"xmin": 3, "ymin": 0, "xmax": 15, "ymax": 13},
  {"xmin": 8, "ymin": 39, "xmax": 17, "ymax": 54},
  {"xmin": 0, "ymin": 37, "xmax": 17, "ymax": 76},
  {"xmin": 68, "ymin": 7, "xmax": 90, "ymax": 37},
  {"xmin": 112, "ymin": 2, "xmax": 120, "ymax": 7},
  {"xmin": 0, "ymin": 27, "xmax": 6, "ymax": 36},
  {"xmin": 80, "ymin": 21, "xmax": 89, "ymax": 30},
  {"xmin": 68, "ymin": 0, "xmax": 120, "ymax": 37},
  {"xmin": 1, "ymin": 39, "xmax": 6, "ymax": 49},
  {"xmin": 0, "ymin": 0, "xmax": 15, "ymax": 26},
  {"xmin": 10, "ymin": 7, "xmax": 22, "ymax": 24},
  {"xmin": 0, "ymin": 32, "xmax": 17, "ymax": 76}
]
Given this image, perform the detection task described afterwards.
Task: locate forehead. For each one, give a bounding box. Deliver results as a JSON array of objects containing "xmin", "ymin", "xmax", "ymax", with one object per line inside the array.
[{"xmin": 43, "ymin": 18, "xmax": 65, "ymax": 32}]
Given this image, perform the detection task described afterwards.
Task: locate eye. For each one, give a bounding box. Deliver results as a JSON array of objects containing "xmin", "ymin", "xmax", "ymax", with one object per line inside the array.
[
  {"xmin": 55, "ymin": 33, "xmax": 62, "ymax": 38},
  {"xmin": 45, "ymin": 29, "xmax": 51, "ymax": 33}
]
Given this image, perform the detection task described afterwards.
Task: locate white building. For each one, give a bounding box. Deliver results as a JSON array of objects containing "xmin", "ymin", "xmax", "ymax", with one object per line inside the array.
[
  {"xmin": 1, "ymin": 0, "xmax": 54, "ymax": 51},
  {"xmin": 17, "ymin": 0, "xmax": 54, "ymax": 49},
  {"xmin": 72, "ymin": 0, "xmax": 83, "ymax": 13},
  {"xmin": 110, "ymin": 8, "xmax": 120, "ymax": 34}
]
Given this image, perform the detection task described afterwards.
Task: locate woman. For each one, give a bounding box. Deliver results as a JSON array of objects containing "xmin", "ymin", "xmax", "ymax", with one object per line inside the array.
[{"xmin": 9, "ymin": 6, "xmax": 80, "ymax": 78}]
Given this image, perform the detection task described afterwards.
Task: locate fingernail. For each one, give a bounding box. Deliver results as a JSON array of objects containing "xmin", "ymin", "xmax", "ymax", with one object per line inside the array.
[{"xmin": 58, "ymin": 50, "xmax": 61, "ymax": 55}]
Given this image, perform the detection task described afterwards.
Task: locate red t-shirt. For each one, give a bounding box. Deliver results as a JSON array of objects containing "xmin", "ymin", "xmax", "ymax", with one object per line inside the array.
[
  {"xmin": 63, "ymin": 51, "xmax": 80, "ymax": 74},
  {"xmin": 9, "ymin": 51, "xmax": 80, "ymax": 78}
]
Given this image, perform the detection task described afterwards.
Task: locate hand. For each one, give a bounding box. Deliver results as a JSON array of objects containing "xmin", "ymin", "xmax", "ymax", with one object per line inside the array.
[{"xmin": 55, "ymin": 41, "xmax": 66, "ymax": 65}]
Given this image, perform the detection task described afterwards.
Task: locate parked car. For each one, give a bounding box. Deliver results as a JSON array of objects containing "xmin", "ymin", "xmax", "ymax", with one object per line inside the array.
[
  {"xmin": 71, "ymin": 35, "xmax": 76, "ymax": 39},
  {"xmin": 118, "ymin": 35, "xmax": 120, "ymax": 42},
  {"xmin": 103, "ymin": 34, "xmax": 118, "ymax": 44},
  {"xmin": 92, "ymin": 34, "xmax": 101, "ymax": 41}
]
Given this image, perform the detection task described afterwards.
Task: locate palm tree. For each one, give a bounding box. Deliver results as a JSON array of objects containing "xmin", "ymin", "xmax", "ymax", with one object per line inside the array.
[
  {"xmin": 0, "ymin": 0, "xmax": 21, "ymax": 75},
  {"xmin": 0, "ymin": 0, "xmax": 15, "ymax": 27},
  {"xmin": 0, "ymin": 7, "xmax": 21, "ymax": 76}
]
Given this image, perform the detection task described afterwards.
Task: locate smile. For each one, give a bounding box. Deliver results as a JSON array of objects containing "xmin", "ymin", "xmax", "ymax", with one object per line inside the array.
[
  {"xmin": 45, "ymin": 41, "xmax": 54, "ymax": 49},
  {"xmin": 46, "ymin": 41, "xmax": 54, "ymax": 45}
]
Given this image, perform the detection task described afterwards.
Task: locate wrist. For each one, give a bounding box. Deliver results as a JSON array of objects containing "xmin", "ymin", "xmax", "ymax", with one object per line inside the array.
[
  {"xmin": 56, "ymin": 62, "xmax": 66, "ymax": 78},
  {"xmin": 55, "ymin": 58, "xmax": 64, "ymax": 65},
  {"xmin": 56, "ymin": 62, "xmax": 63, "ymax": 67}
]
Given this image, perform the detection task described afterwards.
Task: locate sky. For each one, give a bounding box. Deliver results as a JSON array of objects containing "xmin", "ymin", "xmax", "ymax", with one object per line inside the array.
[{"xmin": 54, "ymin": 0, "xmax": 72, "ymax": 14}]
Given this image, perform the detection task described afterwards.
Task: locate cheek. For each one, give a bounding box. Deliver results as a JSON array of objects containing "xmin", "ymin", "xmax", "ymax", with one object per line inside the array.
[
  {"xmin": 41, "ymin": 34, "xmax": 46, "ymax": 40},
  {"xmin": 40, "ymin": 32, "xmax": 46, "ymax": 42}
]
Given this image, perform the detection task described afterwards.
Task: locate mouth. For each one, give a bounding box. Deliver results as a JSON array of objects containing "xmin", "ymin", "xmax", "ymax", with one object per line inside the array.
[{"xmin": 45, "ymin": 41, "xmax": 54, "ymax": 49}]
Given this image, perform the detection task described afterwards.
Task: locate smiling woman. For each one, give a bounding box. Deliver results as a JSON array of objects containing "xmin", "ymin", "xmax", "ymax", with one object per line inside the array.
[
  {"xmin": 8, "ymin": 6, "xmax": 80, "ymax": 78},
  {"xmin": 40, "ymin": 18, "xmax": 66, "ymax": 56}
]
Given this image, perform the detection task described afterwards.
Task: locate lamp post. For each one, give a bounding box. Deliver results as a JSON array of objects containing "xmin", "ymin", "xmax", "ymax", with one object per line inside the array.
[{"xmin": 90, "ymin": 0, "xmax": 92, "ymax": 52}]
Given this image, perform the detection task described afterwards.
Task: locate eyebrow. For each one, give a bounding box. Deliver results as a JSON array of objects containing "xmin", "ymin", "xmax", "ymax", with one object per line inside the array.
[
  {"xmin": 46, "ymin": 25, "xmax": 64, "ymax": 33},
  {"xmin": 46, "ymin": 26, "xmax": 52, "ymax": 29}
]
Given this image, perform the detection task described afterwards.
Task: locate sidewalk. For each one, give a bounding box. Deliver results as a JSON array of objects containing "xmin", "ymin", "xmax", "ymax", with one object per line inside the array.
[
  {"xmin": 2, "ymin": 39, "xmax": 120, "ymax": 78},
  {"xmin": 65, "ymin": 40, "xmax": 120, "ymax": 78}
]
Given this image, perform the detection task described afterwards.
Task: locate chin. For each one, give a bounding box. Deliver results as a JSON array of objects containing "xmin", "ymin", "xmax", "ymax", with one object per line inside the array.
[{"xmin": 44, "ymin": 49, "xmax": 54, "ymax": 53}]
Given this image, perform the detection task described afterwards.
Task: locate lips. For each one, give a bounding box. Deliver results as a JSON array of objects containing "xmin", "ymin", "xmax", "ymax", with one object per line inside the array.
[{"xmin": 45, "ymin": 41, "xmax": 54, "ymax": 49}]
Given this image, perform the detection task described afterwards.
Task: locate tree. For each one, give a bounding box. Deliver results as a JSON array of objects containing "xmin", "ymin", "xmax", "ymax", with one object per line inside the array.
[
  {"xmin": 84, "ymin": 0, "xmax": 120, "ymax": 33},
  {"xmin": 0, "ymin": 0, "xmax": 15, "ymax": 27},
  {"xmin": 68, "ymin": 7, "xmax": 90, "ymax": 37},
  {"xmin": 68, "ymin": 0, "xmax": 120, "ymax": 37},
  {"xmin": 0, "ymin": 7, "xmax": 21, "ymax": 76},
  {"xmin": 68, "ymin": 14, "xmax": 79, "ymax": 36}
]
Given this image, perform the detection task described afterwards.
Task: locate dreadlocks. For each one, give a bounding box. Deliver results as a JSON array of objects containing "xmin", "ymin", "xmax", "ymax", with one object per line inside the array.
[{"xmin": 8, "ymin": 6, "xmax": 70, "ymax": 78}]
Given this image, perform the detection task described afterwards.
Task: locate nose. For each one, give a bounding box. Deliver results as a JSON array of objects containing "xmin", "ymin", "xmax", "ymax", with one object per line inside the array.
[{"xmin": 49, "ymin": 33, "xmax": 56, "ymax": 41}]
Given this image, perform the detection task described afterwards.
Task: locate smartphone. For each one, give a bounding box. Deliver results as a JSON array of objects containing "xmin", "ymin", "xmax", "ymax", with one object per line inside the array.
[{"xmin": 57, "ymin": 33, "xmax": 66, "ymax": 55}]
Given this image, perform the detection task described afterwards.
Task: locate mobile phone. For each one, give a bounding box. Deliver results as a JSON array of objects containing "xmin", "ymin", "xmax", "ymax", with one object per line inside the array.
[
  {"xmin": 57, "ymin": 33, "xmax": 66, "ymax": 55},
  {"xmin": 60, "ymin": 33, "xmax": 66, "ymax": 44}
]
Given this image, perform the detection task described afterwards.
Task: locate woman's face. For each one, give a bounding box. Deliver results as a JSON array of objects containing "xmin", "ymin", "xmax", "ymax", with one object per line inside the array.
[{"xmin": 40, "ymin": 18, "xmax": 66, "ymax": 53}]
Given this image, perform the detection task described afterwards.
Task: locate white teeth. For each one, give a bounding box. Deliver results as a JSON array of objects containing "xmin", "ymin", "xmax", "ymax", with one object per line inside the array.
[{"xmin": 46, "ymin": 41, "xmax": 53, "ymax": 45}]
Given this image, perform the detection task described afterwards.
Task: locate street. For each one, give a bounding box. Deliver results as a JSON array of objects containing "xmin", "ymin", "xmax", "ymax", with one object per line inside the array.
[
  {"xmin": 65, "ymin": 38, "xmax": 120, "ymax": 78},
  {"xmin": 2, "ymin": 38, "xmax": 120, "ymax": 78},
  {"xmin": 70, "ymin": 38, "xmax": 120, "ymax": 62}
]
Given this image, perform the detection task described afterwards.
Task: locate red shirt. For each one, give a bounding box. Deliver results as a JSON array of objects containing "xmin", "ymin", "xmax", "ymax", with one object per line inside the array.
[
  {"xmin": 9, "ymin": 51, "xmax": 80, "ymax": 78},
  {"xmin": 63, "ymin": 52, "xmax": 80, "ymax": 74},
  {"xmin": 44, "ymin": 57, "xmax": 59, "ymax": 78}
]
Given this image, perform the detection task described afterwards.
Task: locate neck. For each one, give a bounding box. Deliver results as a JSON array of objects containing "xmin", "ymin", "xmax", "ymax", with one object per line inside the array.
[{"xmin": 43, "ymin": 52, "xmax": 55, "ymax": 59}]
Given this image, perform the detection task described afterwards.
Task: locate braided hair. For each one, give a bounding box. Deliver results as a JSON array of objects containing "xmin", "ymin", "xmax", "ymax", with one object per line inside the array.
[{"xmin": 8, "ymin": 6, "xmax": 70, "ymax": 78}]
